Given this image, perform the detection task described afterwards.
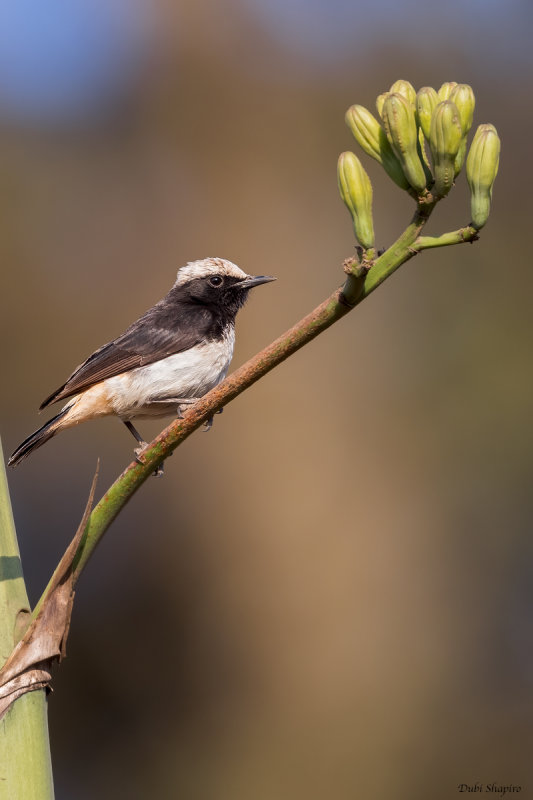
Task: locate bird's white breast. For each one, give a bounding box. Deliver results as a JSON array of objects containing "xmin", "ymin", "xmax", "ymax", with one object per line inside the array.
[{"xmin": 104, "ymin": 328, "xmax": 235, "ymax": 419}]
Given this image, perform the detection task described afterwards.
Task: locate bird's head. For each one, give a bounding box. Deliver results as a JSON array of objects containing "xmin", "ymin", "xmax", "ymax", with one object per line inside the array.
[{"xmin": 174, "ymin": 258, "xmax": 275, "ymax": 317}]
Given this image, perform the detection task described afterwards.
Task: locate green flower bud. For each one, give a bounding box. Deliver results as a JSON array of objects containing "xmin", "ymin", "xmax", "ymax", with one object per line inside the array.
[
  {"xmin": 437, "ymin": 81, "xmax": 458, "ymax": 101},
  {"xmin": 466, "ymin": 124, "xmax": 501, "ymax": 229},
  {"xmin": 338, "ymin": 151, "xmax": 375, "ymax": 249},
  {"xmin": 376, "ymin": 92, "xmax": 387, "ymax": 118},
  {"xmin": 345, "ymin": 105, "xmax": 411, "ymax": 191},
  {"xmin": 449, "ymin": 83, "xmax": 475, "ymax": 136},
  {"xmin": 381, "ymin": 92, "xmax": 428, "ymax": 194},
  {"xmin": 389, "ymin": 79, "xmax": 416, "ymax": 107},
  {"xmin": 416, "ymin": 86, "xmax": 438, "ymax": 140},
  {"xmin": 429, "ymin": 100, "xmax": 463, "ymax": 197}
]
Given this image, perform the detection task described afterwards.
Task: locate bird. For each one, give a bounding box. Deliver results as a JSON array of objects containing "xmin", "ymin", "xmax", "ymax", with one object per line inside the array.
[{"xmin": 8, "ymin": 257, "xmax": 275, "ymax": 470}]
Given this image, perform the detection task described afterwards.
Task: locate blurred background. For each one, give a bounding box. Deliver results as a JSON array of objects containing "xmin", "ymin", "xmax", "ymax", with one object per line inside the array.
[{"xmin": 1, "ymin": 1, "xmax": 532, "ymax": 798}]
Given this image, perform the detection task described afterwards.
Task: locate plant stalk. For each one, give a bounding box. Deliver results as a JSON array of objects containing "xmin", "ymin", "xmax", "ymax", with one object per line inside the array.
[
  {"xmin": 0, "ymin": 439, "xmax": 55, "ymax": 799},
  {"xmin": 34, "ymin": 200, "xmax": 441, "ymax": 606}
]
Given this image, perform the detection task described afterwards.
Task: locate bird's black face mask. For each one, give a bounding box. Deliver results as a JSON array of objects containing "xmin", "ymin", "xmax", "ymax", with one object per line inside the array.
[{"xmin": 184, "ymin": 274, "xmax": 274, "ymax": 318}]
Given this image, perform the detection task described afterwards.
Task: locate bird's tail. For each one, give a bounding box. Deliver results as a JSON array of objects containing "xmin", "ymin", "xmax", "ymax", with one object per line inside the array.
[{"xmin": 8, "ymin": 406, "xmax": 71, "ymax": 467}]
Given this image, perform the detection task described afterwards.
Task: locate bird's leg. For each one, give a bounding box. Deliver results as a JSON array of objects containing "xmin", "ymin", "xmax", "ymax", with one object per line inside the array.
[
  {"xmin": 124, "ymin": 420, "xmax": 147, "ymax": 454},
  {"xmin": 123, "ymin": 420, "xmax": 164, "ymax": 477}
]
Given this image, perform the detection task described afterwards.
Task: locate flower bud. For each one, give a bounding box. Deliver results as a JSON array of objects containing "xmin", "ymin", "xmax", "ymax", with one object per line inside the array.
[
  {"xmin": 376, "ymin": 93, "xmax": 387, "ymax": 118},
  {"xmin": 389, "ymin": 79, "xmax": 416, "ymax": 107},
  {"xmin": 437, "ymin": 81, "xmax": 458, "ymax": 101},
  {"xmin": 429, "ymin": 100, "xmax": 463, "ymax": 197},
  {"xmin": 449, "ymin": 83, "xmax": 475, "ymax": 136},
  {"xmin": 466, "ymin": 124, "xmax": 500, "ymax": 229},
  {"xmin": 345, "ymin": 105, "xmax": 410, "ymax": 191},
  {"xmin": 416, "ymin": 86, "xmax": 438, "ymax": 140},
  {"xmin": 381, "ymin": 93, "xmax": 427, "ymax": 193},
  {"xmin": 338, "ymin": 152, "xmax": 375, "ymax": 249}
]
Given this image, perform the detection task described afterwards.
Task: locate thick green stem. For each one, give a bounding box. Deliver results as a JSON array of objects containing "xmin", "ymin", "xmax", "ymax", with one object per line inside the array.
[
  {"xmin": 0, "ymin": 443, "xmax": 30, "ymax": 661},
  {"xmin": 363, "ymin": 199, "xmax": 437, "ymax": 293},
  {"xmin": 0, "ymin": 694, "xmax": 55, "ymax": 800},
  {"xmin": 0, "ymin": 440, "xmax": 55, "ymax": 799}
]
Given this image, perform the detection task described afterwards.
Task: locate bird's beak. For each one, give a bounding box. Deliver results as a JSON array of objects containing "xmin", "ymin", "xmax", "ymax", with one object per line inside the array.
[{"xmin": 237, "ymin": 275, "xmax": 276, "ymax": 289}]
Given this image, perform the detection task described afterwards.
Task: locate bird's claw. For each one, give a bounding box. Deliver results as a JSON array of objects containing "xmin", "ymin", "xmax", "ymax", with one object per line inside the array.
[
  {"xmin": 134, "ymin": 443, "xmax": 149, "ymax": 464},
  {"xmin": 203, "ymin": 408, "xmax": 224, "ymax": 431},
  {"xmin": 134, "ymin": 443, "xmax": 164, "ymax": 477}
]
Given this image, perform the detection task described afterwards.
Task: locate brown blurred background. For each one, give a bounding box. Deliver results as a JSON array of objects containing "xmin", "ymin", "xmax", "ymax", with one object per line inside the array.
[{"xmin": 1, "ymin": 1, "xmax": 532, "ymax": 798}]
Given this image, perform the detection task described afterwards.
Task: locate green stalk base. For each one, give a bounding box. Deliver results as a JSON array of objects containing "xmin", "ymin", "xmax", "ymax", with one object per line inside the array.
[{"xmin": 0, "ymin": 692, "xmax": 54, "ymax": 800}]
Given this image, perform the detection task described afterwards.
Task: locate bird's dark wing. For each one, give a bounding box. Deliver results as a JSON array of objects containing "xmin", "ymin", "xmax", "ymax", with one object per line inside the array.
[{"xmin": 40, "ymin": 298, "xmax": 215, "ymax": 409}]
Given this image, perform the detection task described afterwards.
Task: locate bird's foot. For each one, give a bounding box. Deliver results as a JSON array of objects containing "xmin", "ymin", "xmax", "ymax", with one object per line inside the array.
[
  {"xmin": 174, "ymin": 397, "xmax": 201, "ymax": 419},
  {"xmin": 134, "ymin": 443, "xmax": 149, "ymax": 464},
  {"xmin": 203, "ymin": 407, "xmax": 223, "ymax": 432},
  {"xmin": 124, "ymin": 420, "xmax": 162, "ymax": 477},
  {"xmin": 134, "ymin": 443, "xmax": 164, "ymax": 477}
]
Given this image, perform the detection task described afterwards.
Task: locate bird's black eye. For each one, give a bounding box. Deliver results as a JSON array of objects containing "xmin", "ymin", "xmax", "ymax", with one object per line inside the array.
[{"xmin": 208, "ymin": 275, "xmax": 224, "ymax": 288}]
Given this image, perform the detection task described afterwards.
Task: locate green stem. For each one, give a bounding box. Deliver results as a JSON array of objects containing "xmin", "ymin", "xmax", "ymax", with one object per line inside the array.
[
  {"xmin": 363, "ymin": 199, "xmax": 437, "ymax": 293},
  {"xmin": 414, "ymin": 225, "xmax": 478, "ymax": 250},
  {"xmin": 0, "ymin": 440, "xmax": 55, "ymax": 799},
  {"xmin": 0, "ymin": 443, "xmax": 30, "ymax": 660},
  {"xmin": 35, "ymin": 200, "xmax": 441, "ymax": 608}
]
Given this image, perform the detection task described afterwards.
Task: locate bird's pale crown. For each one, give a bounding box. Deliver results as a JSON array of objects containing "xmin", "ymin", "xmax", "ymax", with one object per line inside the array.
[{"xmin": 175, "ymin": 258, "xmax": 248, "ymax": 286}]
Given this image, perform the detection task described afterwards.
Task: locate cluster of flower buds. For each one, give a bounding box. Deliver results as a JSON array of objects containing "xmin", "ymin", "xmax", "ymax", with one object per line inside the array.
[{"xmin": 338, "ymin": 80, "xmax": 501, "ymax": 246}]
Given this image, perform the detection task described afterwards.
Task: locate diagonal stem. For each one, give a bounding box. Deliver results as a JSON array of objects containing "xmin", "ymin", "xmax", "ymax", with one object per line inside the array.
[{"xmin": 34, "ymin": 199, "xmax": 443, "ymax": 607}]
